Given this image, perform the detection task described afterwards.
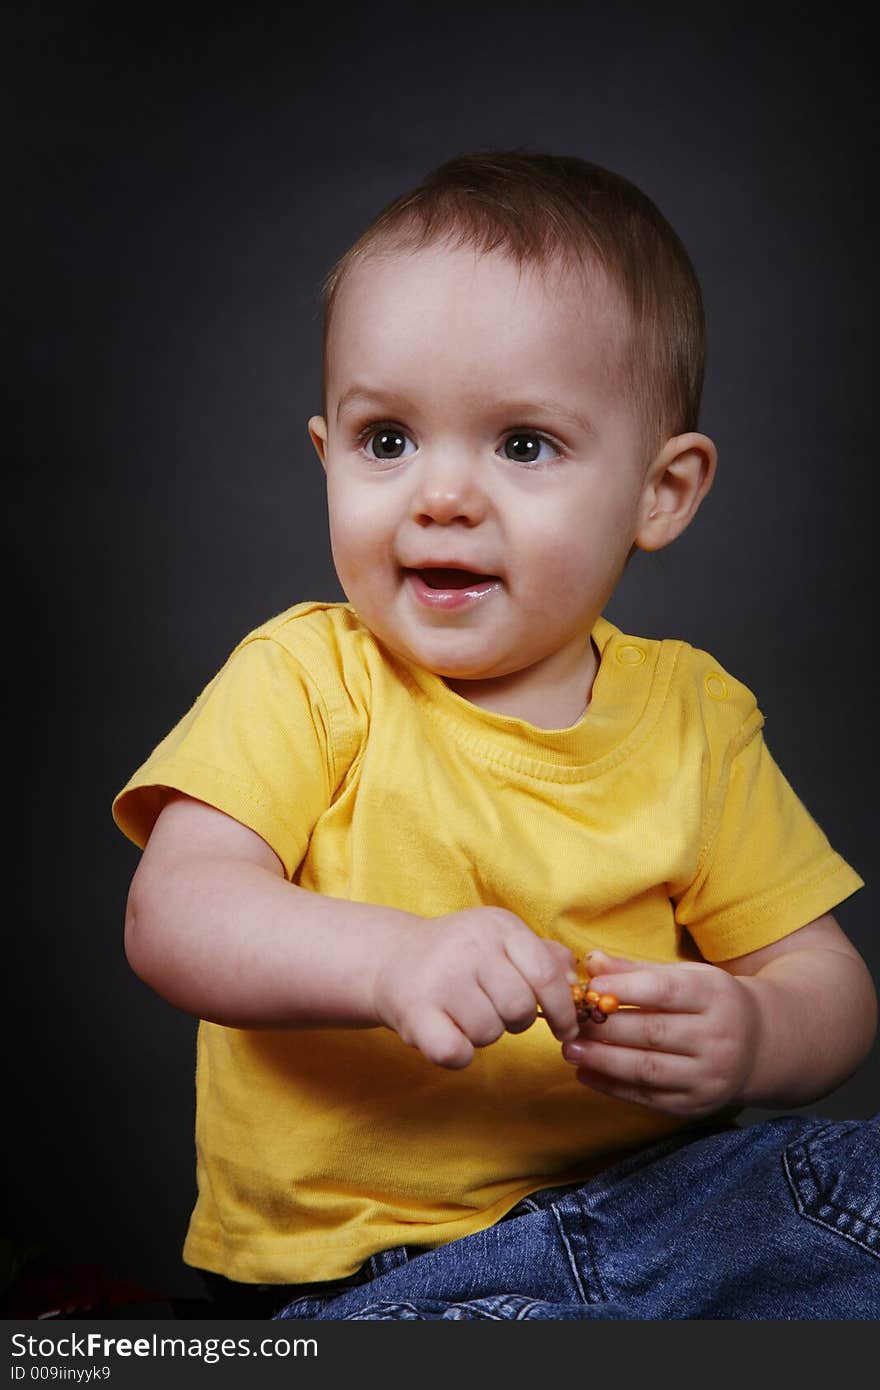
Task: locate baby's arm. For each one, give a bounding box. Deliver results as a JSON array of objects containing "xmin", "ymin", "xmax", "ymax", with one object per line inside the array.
[
  {"xmin": 561, "ymin": 918, "xmax": 877, "ymax": 1115},
  {"xmin": 125, "ymin": 793, "xmax": 579, "ymax": 1066}
]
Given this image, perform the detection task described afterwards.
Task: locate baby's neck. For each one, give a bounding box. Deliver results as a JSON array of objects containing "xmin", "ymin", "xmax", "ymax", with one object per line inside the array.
[{"xmin": 443, "ymin": 639, "xmax": 600, "ymax": 731}]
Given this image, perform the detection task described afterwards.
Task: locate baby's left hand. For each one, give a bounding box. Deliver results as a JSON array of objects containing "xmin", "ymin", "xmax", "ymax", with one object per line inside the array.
[{"xmin": 561, "ymin": 950, "xmax": 761, "ymax": 1117}]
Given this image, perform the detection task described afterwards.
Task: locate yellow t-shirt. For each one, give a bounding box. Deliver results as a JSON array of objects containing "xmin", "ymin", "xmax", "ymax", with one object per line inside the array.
[{"xmin": 112, "ymin": 602, "xmax": 864, "ymax": 1284}]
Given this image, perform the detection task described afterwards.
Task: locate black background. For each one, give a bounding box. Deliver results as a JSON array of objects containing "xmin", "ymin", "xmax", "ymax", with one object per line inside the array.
[{"xmin": 6, "ymin": 2, "xmax": 877, "ymax": 1303}]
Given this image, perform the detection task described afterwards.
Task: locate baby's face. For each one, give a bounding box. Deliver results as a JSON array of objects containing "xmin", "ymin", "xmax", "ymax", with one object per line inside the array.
[{"xmin": 310, "ymin": 241, "xmax": 657, "ymax": 711}]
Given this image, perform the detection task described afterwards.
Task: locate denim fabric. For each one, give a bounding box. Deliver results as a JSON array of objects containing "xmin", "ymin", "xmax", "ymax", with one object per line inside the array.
[{"xmin": 275, "ymin": 1114, "xmax": 880, "ymax": 1319}]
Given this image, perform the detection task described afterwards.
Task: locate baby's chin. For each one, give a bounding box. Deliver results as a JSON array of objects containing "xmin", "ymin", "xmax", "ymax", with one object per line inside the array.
[
  {"xmin": 393, "ymin": 645, "xmax": 508, "ymax": 682},
  {"xmin": 340, "ymin": 590, "xmax": 523, "ymax": 680},
  {"xmin": 413, "ymin": 653, "xmax": 536, "ymax": 693},
  {"xmin": 372, "ymin": 625, "xmax": 514, "ymax": 682}
]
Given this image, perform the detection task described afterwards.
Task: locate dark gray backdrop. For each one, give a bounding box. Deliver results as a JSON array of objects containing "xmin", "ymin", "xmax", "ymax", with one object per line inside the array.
[{"xmin": 7, "ymin": 3, "xmax": 876, "ymax": 1301}]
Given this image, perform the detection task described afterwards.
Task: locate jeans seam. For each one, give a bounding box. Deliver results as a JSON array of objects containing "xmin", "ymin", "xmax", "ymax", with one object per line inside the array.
[
  {"xmin": 551, "ymin": 1195, "xmax": 607, "ymax": 1305},
  {"xmin": 783, "ymin": 1134, "xmax": 880, "ymax": 1259},
  {"xmin": 369, "ymin": 1245, "xmax": 412, "ymax": 1279},
  {"xmin": 347, "ymin": 1300, "xmax": 422, "ymax": 1320}
]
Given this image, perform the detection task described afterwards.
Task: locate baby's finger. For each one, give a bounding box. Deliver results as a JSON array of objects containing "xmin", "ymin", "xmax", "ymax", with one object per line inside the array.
[
  {"xmin": 583, "ymin": 949, "xmax": 645, "ymax": 975},
  {"xmin": 505, "ymin": 937, "xmax": 579, "ymax": 1041},
  {"xmin": 565, "ymin": 1036, "xmax": 695, "ymax": 1092},
  {"xmin": 587, "ymin": 965, "xmax": 705, "ymax": 1014},
  {"xmin": 570, "ymin": 1066, "xmax": 694, "ymax": 1115},
  {"xmin": 409, "ymin": 1010, "xmax": 475, "ymax": 1070},
  {"xmin": 474, "ymin": 960, "xmax": 540, "ymax": 1035},
  {"xmin": 577, "ymin": 1008, "xmax": 701, "ymax": 1056},
  {"xmin": 447, "ymin": 987, "xmax": 509, "ymax": 1049}
]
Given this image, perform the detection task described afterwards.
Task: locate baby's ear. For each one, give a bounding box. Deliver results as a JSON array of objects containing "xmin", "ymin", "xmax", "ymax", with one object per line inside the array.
[
  {"xmin": 308, "ymin": 415, "xmax": 329, "ymax": 468},
  {"xmin": 634, "ymin": 432, "xmax": 717, "ymax": 553}
]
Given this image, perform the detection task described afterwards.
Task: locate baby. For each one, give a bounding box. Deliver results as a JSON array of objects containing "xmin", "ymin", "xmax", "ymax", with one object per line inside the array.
[{"xmin": 113, "ymin": 151, "xmax": 878, "ymax": 1319}]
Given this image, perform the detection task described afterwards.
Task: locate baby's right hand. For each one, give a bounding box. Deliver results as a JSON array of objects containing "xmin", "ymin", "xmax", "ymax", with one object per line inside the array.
[{"xmin": 370, "ymin": 907, "xmax": 580, "ymax": 1068}]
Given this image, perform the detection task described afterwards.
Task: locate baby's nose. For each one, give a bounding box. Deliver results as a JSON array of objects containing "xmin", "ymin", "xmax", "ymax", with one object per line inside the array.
[{"xmin": 410, "ymin": 454, "xmax": 488, "ymax": 526}]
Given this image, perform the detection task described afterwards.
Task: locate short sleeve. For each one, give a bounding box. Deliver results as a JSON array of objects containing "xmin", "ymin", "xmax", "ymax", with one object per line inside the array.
[
  {"xmin": 673, "ymin": 724, "xmax": 865, "ymax": 961},
  {"xmin": 112, "ymin": 635, "xmax": 342, "ymax": 879}
]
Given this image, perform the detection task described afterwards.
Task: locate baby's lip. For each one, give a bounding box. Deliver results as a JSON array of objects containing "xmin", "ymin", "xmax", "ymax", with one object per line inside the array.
[
  {"xmin": 402, "ymin": 565, "xmax": 502, "ymax": 591},
  {"xmin": 400, "ymin": 559, "xmax": 502, "ymax": 582}
]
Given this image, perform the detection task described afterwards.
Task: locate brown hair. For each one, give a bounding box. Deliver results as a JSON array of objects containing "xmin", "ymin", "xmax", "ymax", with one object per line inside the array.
[{"xmin": 320, "ymin": 149, "xmax": 706, "ymax": 459}]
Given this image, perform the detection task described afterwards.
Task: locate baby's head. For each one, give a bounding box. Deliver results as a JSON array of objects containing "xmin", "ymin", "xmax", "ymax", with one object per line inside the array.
[{"xmin": 308, "ymin": 151, "xmax": 717, "ymax": 718}]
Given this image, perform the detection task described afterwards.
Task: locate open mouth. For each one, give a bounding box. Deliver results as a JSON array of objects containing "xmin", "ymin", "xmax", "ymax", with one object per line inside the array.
[{"xmin": 409, "ymin": 567, "xmax": 499, "ymax": 589}]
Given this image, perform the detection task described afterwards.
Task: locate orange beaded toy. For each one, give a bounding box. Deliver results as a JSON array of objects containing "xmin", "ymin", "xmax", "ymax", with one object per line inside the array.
[
  {"xmin": 570, "ymin": 980, "xmax": 620, "ymax": 1025},
  {"xmin": 537, "ymin": 958, "xmax": 620, "ymax": 1025}
]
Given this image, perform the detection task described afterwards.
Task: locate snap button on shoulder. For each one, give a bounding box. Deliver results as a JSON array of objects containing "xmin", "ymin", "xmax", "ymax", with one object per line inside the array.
[
  {"xmin": 705, "ymin": 673, "xmax": 728, "ymax": 700},
  {"xmin": 616, "ymin": 644, "xmax": 646, "ymax": 666}
]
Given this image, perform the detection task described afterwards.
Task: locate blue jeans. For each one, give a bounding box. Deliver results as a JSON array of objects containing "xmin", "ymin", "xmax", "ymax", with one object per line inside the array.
[{"xmin": 275, "ymin": 1114, "xmax": 880, "ymax": 1319}]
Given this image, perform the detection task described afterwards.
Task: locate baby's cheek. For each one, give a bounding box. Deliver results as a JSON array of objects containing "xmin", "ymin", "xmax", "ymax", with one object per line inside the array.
[{"xmin": 529, "ymin": 554, "xmax": 602, "ymax": 610}]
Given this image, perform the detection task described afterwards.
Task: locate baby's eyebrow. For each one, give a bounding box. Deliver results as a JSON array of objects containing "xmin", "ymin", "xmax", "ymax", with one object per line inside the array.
[
  {"xmin": 491, "ymin": 399, "xmax": 598, "ymax": 440},
  {"xmin": 336, "ymin": 384, "xmax": 597, "ymax": 438},
  {"xmin": 336, "ymin": 385, "xmax": 407, "ymax": 423}
]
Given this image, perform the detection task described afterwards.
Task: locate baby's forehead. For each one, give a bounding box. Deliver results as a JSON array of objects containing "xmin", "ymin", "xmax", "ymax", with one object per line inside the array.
[
  {"xmin": 324, "ymin": 241, "xmax": 638, "ymax": 438},
  {"xmin": 346, "ymin": 237, "xmax": 619, "ymax": 304},
  {"xmin": 329, "ymin": 239, "xmax": 632, "ymax": 358}
]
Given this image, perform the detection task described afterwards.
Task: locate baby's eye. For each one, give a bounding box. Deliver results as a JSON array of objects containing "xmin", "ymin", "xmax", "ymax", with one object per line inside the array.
[
  {"xmin": 362, "ymin": 427, "xmax": 416, "ymax": 462},
  {"xmin": 501, "ymin": 432, "xmax": 559, "ymax": 466}
]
